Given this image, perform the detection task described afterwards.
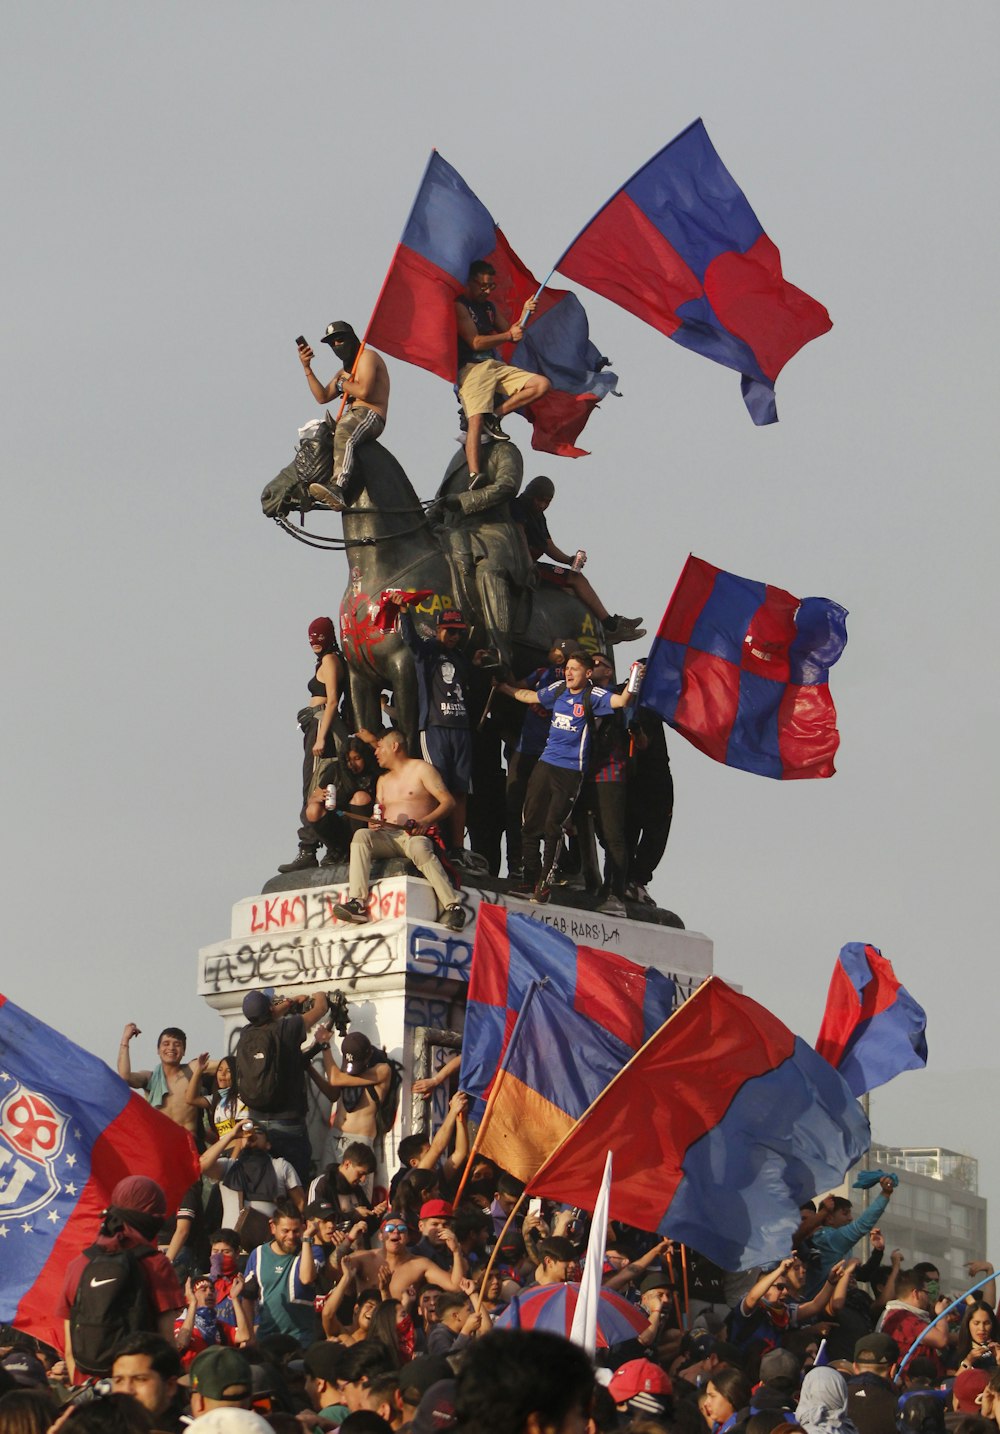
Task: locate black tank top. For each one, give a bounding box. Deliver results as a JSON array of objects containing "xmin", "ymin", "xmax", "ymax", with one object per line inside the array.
[
  {"xmin": 457, "ymin": 296, "xmax": 498, "ymax": 369},
  {"xmin": 308, "ymin": 650, "xmax": 340, "ymax": 698}
]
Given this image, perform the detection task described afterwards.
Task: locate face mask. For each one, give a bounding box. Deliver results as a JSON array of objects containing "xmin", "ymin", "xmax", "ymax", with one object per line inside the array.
[
  {"xmin": 924, "ymin": 1279, "xmax": 939, "ymax": 1299},
  {"xmin": 219, "ymin": 1252, "xmax": 237, "ymax": 1275}
]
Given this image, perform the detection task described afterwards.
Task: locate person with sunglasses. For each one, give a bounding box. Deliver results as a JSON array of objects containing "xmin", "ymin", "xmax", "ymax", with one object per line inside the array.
[
  {"xmin": 298, "ymin": 321, "xmax": 390, "ymax": 511},
  {"xmin": 727, "ymin": 1254, "xmax": 851, "ymax": 1358}
]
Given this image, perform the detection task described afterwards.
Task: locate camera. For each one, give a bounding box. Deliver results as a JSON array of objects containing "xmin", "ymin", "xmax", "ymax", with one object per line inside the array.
[{"xmin": 326, "ymin": 989, "xmax": 351, "ymax": 1038}]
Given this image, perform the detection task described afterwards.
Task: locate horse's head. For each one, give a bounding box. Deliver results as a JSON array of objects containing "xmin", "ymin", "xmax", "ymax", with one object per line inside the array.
[{"xmin": 261, "ymin": 461, "xmax": 311, "ymax": 518}]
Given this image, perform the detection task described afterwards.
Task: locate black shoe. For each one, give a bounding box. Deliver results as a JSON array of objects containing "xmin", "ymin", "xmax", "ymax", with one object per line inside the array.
[
  {"xmin": 333, "ymin": 898, "xmax": 369, "ymax": 924},
  {"xmin": 320, "ymin": 847, "xmax": 346, "ymax": 867},
  {"xmin": 441, "ymin": 904, "xmax": 467, "ymax": 932},
  {"xmin": 277, "ymin": 847, "xmax": 318, "ymax": 874},
  {"xmin": 530, "ymin": 882, "xmax": 552, "ymax": 905},
  {"xmin": 482, "ymin": 413, "xmax": 510, "ymax": 443},
  {"xmin": 508, "ymin": 880, "xmax": 534, "ymax": 898}
]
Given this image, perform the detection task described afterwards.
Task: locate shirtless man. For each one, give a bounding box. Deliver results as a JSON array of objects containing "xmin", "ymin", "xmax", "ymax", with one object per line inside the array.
[
  {"xmin": 302, "ymin": 320, "xmax": 390, "ymax": 512},
  {"xmin": 341, "ymin": 1209, "xmax": 468, "ymax": 1303},
  {"xmin": 308, "ymin": 1030, "xmax": 392, "ymax": 1168},
  {"xmin": 333, "ymin": 730, "xmax": 466, "ymax": 932},
  {"xmin": 118, "ymin": 1025, "xmax": 207, "ymax": 1138}
]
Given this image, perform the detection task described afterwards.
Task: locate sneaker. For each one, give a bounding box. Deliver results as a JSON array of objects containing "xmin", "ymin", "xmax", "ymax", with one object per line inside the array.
[
  {"xmin": 530, "ymin": 882, "xmax": 552, "ymax": 905},
  {"xmin": 309, "ymin": 480, "xmax": 346, "ymax": 511},
  {"xmin": 320, "ymin": 848, "xmax": 346, "ymax": 867},
  {"xmin": 635, "ymin": 883, "xmax": 656, "ymax": 907},
  {"xmin": 606, "ymin": 623, "xmax": 646, "ymax": 645},
  {"xmin": 614, "ymin": 614, "xmax": 645, "ymax": 631},
  {"xmin": 507, "ymin": 862, "xmax": 524, "ymax": 881},
  {"xmin": 596, "ymin": 894, "xmax": 627, "ymax": 917},
  {"xmin": 277, "ymin": 847, "xmax": 318, "ymax": 874},
  {"xmin": 440, "ymin": 904, "xmax": 467, "ymax": 932},
  {"xmin": 333, "ymin": 898, "xmax": 369, "ymax": 925},
  {"xmin": 508, "ymin": 880, "xmax": 534, "ymax": 898},
  {"xmin": 482, "ymin": 413, "xmax": 510, "ymax": 443}
]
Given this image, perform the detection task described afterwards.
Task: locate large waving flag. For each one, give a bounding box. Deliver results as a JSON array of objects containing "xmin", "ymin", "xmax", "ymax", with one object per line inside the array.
[
  {"xmin": 0, "ymin": 994, "xmax": 200, "ymax": 1351},
  {"xmin": 815, "ymin": 944, "xmax": 928, "ymax": 1098},
  {"xmin": 365, "ymin": 151, "xmax": 618, "ymax": 456},
  {"xmin": 476, "ymin": 982, "xmax": 634, "ymax": 1183},
  {"xmin": 459, "ymin": 904, "xmax": 675, "ymax": 1124},
  {"xmin": 527, "ymin": 977, "xmax": 870, "ymax": 1272},
  {"xmin": 555, "ymin": 119, "xmax": 832, "ymax": 424},
  {"xmin": 641, "ymin": 554, "xmax": 848, "ymax": 780}
]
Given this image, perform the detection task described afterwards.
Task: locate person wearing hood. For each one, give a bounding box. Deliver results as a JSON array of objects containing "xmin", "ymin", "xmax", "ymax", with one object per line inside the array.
[
  {"xmin": 300, "ymin": 321, "xmax": 390, "ymax": 512},
  {"xmin": 57, "ymin": 1176, "xmax": 186, "ymax": 1381},
  {"xmin": 795, "ymin": 1367, "xmax": 862, "ymax": 1434}
]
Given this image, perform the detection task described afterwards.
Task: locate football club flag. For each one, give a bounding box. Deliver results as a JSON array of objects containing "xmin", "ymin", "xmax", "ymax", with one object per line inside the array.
[
  {"xmin": 476, "ymin": 982, "xmax": 634, "ymax": 1184},
  {"xmin": 555, "ymin": 118, "xmax": 832, "ymax": 423},
  {"xmin": 365, "ymin": 151, "xmax": 618, "ymax": 456},
  {"xmin": 815, "ymin": 944, "xmax": 928, "ymax": 1097},
  {"xmin": 527, "ymin": 977, "xmax": 870, "ymax": 1271},
  {"xmin": 0, "ymin": 994, "xmax": 200, "ymax": 1350},
  {"xmin": 459, "ymin": 904, "xmax": 675, "ymax": 1125},
  {"xmin": 641, "ymin": 553, "xmax": 848, "ymax": 779}
]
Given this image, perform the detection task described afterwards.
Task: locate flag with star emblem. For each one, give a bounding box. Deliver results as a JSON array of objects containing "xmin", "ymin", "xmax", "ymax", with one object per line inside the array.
[{"xmin": 0, "ymin": 993, "xmax": 199, "ymax": 1350}]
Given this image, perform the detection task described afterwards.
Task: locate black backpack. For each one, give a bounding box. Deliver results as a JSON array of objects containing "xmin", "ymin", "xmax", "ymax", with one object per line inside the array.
[
  {"xmin": 373, "ymin": 1050, "xmax": 406, "ymax": 1139},
  {"xmin": 70, "ymin": 1243, "xmax": 155, "ymax": 1375},
  {"xmin": 235, "ymin": 1022, "xmax": 284, "ymax": 1111}
]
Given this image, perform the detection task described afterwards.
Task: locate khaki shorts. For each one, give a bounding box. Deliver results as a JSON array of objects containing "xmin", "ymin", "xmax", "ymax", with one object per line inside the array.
[{"xmin": 458, "ymin": 358, "xmax": 532, "ymax": 417}]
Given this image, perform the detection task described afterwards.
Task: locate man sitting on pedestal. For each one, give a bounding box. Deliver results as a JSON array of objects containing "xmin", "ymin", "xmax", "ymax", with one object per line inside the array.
[{"xmin": 333, "ymin": 730, "xmax": 466, "ymax": 932}]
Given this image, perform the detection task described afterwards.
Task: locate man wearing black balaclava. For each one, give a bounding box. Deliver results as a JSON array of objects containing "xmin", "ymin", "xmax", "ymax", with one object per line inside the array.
[{"xmin": 297, "ymin": 321, "xmax": 390, "ymax": 511}]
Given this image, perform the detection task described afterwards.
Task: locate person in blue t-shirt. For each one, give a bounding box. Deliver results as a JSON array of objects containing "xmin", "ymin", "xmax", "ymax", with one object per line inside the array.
[{"xmin": 496, "ymin": 649, "xmax": 642, "ymax": 903}]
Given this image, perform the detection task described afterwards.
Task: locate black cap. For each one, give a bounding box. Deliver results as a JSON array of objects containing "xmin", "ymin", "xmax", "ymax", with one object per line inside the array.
[{"xmin": 321, "ymin": 320, "xmax": 358, "ymax": 347}]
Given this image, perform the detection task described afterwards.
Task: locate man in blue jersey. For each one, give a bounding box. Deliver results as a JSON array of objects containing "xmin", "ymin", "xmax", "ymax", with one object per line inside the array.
[{"xmin": 496, "ymin": 650, "xmax": 642, "ymax": 904}]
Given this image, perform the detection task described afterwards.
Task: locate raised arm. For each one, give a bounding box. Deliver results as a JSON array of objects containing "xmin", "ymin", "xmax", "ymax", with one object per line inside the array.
[
  {"xmin": 117, "ymin": 1024, "xmax": 151, "ymax": 1089},
  {"xmin": 298, "ymin": 343, "xmax": 341, "ymax": 405}
]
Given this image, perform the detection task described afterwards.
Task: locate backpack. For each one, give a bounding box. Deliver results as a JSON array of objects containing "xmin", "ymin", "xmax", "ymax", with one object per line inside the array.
[
  {"xmin": 70, "ymin": 1243, "xmax": 155, "ymax": 1375},
  {"xmin": 235, "ymin": 1022, "xmax": 284, "ymax": 1111},
  {"xmin": 373, "ymin": 1050, "xmax": 406, "ymax": 1139}
]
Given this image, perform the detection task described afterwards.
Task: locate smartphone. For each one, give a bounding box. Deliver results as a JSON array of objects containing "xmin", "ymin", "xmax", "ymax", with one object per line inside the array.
[
  {"xmin": 527, "ymin": 1196, "xmax": 543, "ymax": 1219},
  {"xmin": 295, "ymin": 335, "xmax": 307, "ymax": 348}
]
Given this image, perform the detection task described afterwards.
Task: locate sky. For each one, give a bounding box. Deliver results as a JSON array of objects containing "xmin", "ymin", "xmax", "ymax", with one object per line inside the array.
[{"xmin": 2, "ymin": 4, "xmax": 998, "ymax": 1227}]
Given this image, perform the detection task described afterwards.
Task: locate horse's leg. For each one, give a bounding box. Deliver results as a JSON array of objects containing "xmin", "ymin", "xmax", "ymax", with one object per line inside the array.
[
  {"xmin": 348, "ymin": 665, "xmax": 384, "ymax": 738},
  {"xmin": 385, "ymin": 649, "xmax": 420, "ymax": 760}
]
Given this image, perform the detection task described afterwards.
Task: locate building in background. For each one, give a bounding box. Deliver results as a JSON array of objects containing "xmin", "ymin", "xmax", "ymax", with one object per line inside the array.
[{"xmin": 869, "ymin": 1143, "xmax": 987, "ymax": 1294}]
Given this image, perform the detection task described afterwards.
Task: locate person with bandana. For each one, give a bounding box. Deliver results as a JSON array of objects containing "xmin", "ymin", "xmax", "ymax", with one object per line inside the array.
[
  {"xmin": 174, "ymin": 1272, "xmax": 253, "ymax": 1365},
  {"xmin": 300, "ymin": 320, "xmax": 390, "ymax": 511},
  {"xmin": 278, "ymin": 615, "xmax": 348, "ymax": 875}
]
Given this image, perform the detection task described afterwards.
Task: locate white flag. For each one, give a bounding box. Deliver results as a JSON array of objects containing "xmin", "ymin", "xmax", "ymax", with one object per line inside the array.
[{"xmin": 569, "ymin": 1149, "xmax": 613, "ymax": 1356}]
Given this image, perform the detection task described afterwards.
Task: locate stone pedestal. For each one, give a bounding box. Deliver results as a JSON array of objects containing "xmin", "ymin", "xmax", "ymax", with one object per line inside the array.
[{"xmin": 197, "ymin": 872, "xmax": 714, "ymax": 1175}]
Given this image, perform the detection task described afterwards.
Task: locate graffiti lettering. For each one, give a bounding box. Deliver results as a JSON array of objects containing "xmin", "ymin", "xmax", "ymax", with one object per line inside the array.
[
  {"xmin": 202, "ymin": 930, "xmax": 400, "ymax": 994},
  {"xmin": 407, "ymin": 926, "xmax": 473, "ymax": 982},
  {"xmin": 243, "ymin": 887, "xmax": 407, "ymax": 937}
]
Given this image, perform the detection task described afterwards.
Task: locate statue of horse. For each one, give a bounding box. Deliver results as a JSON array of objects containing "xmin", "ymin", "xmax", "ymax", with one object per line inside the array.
[{"xmin": 261, "ymin": 434, "xmax": 601, "ymax": 755}]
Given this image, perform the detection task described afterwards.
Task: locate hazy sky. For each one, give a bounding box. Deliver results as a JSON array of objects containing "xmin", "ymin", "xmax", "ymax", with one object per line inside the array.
[{"xmin": 2, "ymin": 4, "xmax": 997, "ymax": 1222}]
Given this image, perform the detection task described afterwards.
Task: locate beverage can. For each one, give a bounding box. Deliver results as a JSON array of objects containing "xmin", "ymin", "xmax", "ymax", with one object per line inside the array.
[
  {"xmin": 373, "ymin": 802, "xmax": 384, "ymax": 823},
  {"xmin": 571, "ymin": 548, "xmax": 587, "ymax": 571},
  {"xmin": 324, "ymin": 785, "xmax": 337, "ymax": 811},
  {"xmin": 627, "ymin": 660, "xmax": 645, "ymax": 695}
]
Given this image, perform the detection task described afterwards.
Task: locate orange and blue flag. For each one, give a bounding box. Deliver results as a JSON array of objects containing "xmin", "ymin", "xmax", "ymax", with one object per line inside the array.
[
  {"xmin": 0, "ymin": 993, "xmax": 200, "ymax": 1350},
  {"xmin": 365, "ymin": 151, "xmax": 618, "ymax": 456},
  {"xmin": 815, "ymin": 944, "xmax": 927, "ymax": 1098},
  {"xmin": 477, "ymin": 983, "xmax": 632, "ymax": 1184},
  {"xmin": 555, "ymin": 119, "xmax": 832, "ymax": 424},
  {"xmin": 459, "ymin": 904, "xmax": 675, "ymax": 1125},
  {"xmin": 527, "ymin": 977, "xmax": 870, "ymax": 1271},
  {"xmin": 642, "ymin": 554, "xmax": 848, "ymax": 780}
]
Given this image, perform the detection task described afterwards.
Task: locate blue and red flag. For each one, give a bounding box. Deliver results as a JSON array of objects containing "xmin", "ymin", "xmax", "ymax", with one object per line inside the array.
[
  {"xmin": 815, "ymin": 944, "xmax": 928, "ymax": 1098},
  {"xmin": 459, "ymin": 904, "xmax": 675, "ymax": 1125},
  {"xmin": 477, "ymin": 982, "xmax": 634, "ymax": 1184},
  {"xmin": 555, "ymin": 118, "xmax": 832, "ymax": 424},
  {"xmin": 0, "ymin": 993, "xmax": 200, "ymax": 1351},
  {"xmin": 527, "ymin": 977, "xmax": 870, "ymax": 1271},
  {"xmin": 365, "ymin": 151, "xmax": 618, "ymax": 456},
  {"xmin": 641, "ymin": 554, "xmax": 848, "ymax": 779}
]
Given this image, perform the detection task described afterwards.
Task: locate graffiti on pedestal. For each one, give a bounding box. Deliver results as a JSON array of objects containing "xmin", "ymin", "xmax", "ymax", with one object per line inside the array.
[{"xmin": 246, "ymin": 886, "xmax": 407, "ymax": 935}]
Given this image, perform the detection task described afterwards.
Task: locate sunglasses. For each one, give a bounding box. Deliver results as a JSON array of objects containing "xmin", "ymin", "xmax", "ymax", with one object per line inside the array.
[{"xmin": 382, "ymin": 1223, "xmax": 408, "ymax": 1234}]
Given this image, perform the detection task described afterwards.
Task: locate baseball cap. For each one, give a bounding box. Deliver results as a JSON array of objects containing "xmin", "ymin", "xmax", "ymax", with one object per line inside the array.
[
  {"xmin": 419, "ymin": 1198, "xmax": 454, "ymax": 1220},
  {"xmin": 321, "ymin": 320, "xmax": 358, "ymax": 347},
  {"xmin": 607, "ymin": 1359, "xmax": 672, "ymax": 1404},
  {"xmin": 306, "ymin": 1200, "xmax": 339, "ymax": 1221},
  {"xmin": 184, "ymin": 1347, "xmax": 252, "ymax": 1401},
  {"xmin": 759, "ymin": 1348, "xmax": 801, "ymax": 1384},
  {"xmin": 437, "ymin": 609, "xmax": 468, "ymax": 630},
  {"xmin": 854, "ymin": 1332, "xmax": 898, "ymax": 1365},
  {"xmin": 0, "ymin": 1349, "xmax": 48, "ymax": 1387},
  {"xmin": 242, "ymin": 990, "xmax": 272, "ymax": 1022},
  {"xmin": 341, "ymin": 1030, "xmax": 374, "ymax": 1072},
  {"xmin": 953, "ymin": 1369, "xmax": 990, "ymax": 1413},
  {"xmin": 411, "ymin": 1379, "xmax": 458, "ymax": 1434}
]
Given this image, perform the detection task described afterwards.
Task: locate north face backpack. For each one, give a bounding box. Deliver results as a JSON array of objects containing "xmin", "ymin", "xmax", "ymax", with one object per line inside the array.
[
  {"xmin": 234, "ymin": 1022, "xmax": 284, "ymax": 1111},
  {"xmin": 70, "ymin": 1244, "xmax": 155, "ymax": 1375}
]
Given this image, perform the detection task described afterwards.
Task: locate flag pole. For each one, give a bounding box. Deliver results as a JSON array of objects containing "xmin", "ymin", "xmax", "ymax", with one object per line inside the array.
[
  {"xmin": 895, "ymin": 1269, "xmax": 998, "ymax": 1383},
  {"xmin": 472, "ymin": 1190, "xmax": 527, "ymax": 1315},
  {"xmin": 680, "ymin": 1243, "xmax": 691, "ymax": 1330},
  {"xmin": 663, "ymin": 1242, "xmax": 683, "ymax": 1329},
  {"xmin": 452, "ymin": 979, "xmax": 545, "ymax": 1208}
]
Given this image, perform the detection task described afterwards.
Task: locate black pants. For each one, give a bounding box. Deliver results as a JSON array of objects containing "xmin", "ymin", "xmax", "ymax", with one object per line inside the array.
[
  {"xmin": 626, "ymin": 768, "xmax": 674, "ymax": 885},
  {"xmin": 580, "ymin": 779, "xmax": 629, "ymax": 898},
  {"xmin": 505, "ymin": 749, "xmax": 540, "ymax": 870},
  {"xmin": 297, "ymin": 715, "xmax": 338, "ymax": 849},
  {"xmin": 522, "ymin": 761, "xmax": 582, "ymax": 886}
]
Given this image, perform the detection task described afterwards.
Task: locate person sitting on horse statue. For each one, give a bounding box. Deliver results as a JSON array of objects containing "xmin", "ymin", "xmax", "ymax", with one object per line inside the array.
[
  {"xmin": 298, "ymin": 321, "xmax": 390, "ymax": 512},
  {"xmin": 333, "ymin": 729, "xmax": 466, "ymax": 932}
]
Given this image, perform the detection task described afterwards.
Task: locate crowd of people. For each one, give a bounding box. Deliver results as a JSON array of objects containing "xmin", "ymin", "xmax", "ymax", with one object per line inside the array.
[{"xmin": 2, "ymin": 1003, "xmax": 996, "ymax": 1434}]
